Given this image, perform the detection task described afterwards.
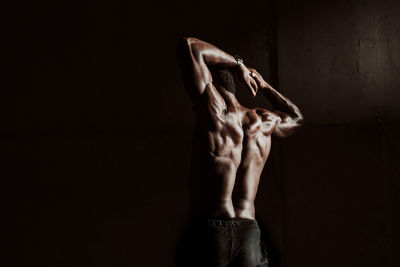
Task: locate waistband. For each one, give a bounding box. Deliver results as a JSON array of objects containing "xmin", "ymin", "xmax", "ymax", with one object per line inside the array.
[{"xmin": 207, "ymin": 217, "xmax": 258, "ymax": 228}]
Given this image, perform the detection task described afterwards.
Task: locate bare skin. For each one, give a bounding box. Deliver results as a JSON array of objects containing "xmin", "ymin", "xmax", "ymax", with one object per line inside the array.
[{"xmin": 177, "ymin": 37, "xmax": 304, "ymax": 220}]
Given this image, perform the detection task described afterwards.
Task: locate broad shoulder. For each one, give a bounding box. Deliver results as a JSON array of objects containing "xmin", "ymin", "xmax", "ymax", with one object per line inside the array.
[
  {"xmin": 254, "ymin": 108, "xmax": 280, "ymax": 123},
  {"xmin": 241, "ymin": 107, "xmax": 279, "ymax": 123},
  {"xmin": 241, "ymin": 107, "xmax": 280, "ymax": 135}
]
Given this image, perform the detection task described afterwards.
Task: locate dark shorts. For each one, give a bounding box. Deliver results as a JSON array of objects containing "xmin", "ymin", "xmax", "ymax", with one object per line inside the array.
[{"xmin": 176, "ymin": 217, "xmax": 268, "ymax": 267}]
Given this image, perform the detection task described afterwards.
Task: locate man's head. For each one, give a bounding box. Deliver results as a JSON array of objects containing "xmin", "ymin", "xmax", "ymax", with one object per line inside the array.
[{"xmin": 212, "ymin": 68, "xmax": 237, "ymax": 94}]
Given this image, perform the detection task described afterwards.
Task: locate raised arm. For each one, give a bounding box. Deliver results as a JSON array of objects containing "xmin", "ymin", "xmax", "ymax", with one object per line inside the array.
[
  {"xmin": 176, "ymin": 37, "xmax": 258, "ymax": 100},
  {"xmin": 249, "ymin": 68, "xmax": 304, "ymax": 138}
]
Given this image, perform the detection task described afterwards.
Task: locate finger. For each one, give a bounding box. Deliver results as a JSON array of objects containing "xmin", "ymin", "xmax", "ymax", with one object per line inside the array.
[
  {"xmin": 251, "ymin": 72, "xmax": 262, "ymax": 84},
  {"xmin": 251, "ymin": 71, "xmax": 260, "ymax": 80},
  {"xmin": 250, "ymin": 80, "xmax": 258, "ymax": 97},
  {"xmin": 252, "ymin": 86, "xmax": 257, "ymax": 97},
  {"xmin": 251, "ymin": 72, "xmax": 270, "ymax": 89},
  {"xmin": 251, "ymin": 78, "xmax": 258, "ymax": 91},
  {"xmin": 252, "ymin": 69, "xmax": 261, "ymax": 75},
  {"xmin": 249, "ymin": 85, "xmax": 256, "ymax": 97},
  {"xmin": 246, "ymin": 80, "xmax": 256, "ymax": 97}
]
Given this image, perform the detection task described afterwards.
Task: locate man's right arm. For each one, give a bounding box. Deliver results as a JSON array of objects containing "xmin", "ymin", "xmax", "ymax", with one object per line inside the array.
[
  {"xmin": 263, "ymin": 85, "xmax": 304, "ymax": 137},
  {"xmin": 249, "ymin": 68, "xmax": 304, "ymax": 138},
  {"xmin": 176, "ymin": 37, "xmax": 258, "ymax": 100}
]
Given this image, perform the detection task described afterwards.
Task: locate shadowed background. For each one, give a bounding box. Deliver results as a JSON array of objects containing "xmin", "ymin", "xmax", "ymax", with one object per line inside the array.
[{"xmin": 1, "ymin": 0, "xmax": 399, "ymax": 266}]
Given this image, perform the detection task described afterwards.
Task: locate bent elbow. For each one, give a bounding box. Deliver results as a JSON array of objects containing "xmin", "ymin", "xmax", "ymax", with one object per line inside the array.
[
  {"xmin": 179, "ymin": 37, "xmax": 197, "ymax": 51},
  {"xmin": 295, "ymin": 106, "xmax": 305, "ymax": 126},
  {"xmin": 274, "ymin": 118, "xmax": 304, "ymax": 138},
  {"xmin": 177, "ymin": 37, "xmax": 190, "ymax": 55},
  {"xmin": 295, "ymin": 115, "xmax": 305, "ymax": 127},
  {"xmin": 177, "ymin": 37, "xmax": 202, "ymax": 60},
  {"xmin": 276, "ymin": 127, "xmax": 297, "ymax": 138}
]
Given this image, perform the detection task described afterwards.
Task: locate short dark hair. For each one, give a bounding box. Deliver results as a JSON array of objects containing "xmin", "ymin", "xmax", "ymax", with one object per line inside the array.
[{"xmin": 212, "ymin": 68, "xmax": 237, "ymax": 94}]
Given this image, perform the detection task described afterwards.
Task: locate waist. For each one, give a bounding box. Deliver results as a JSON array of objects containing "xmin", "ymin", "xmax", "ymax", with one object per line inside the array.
[{"xmin": 207, "ymin": 217, "xmax": 258, "ymax": 228}]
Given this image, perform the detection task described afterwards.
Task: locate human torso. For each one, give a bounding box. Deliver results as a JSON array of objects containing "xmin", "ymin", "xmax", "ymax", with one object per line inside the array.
[{"xmin": 189, "ymin": 84, "xmax": 279, "ymax": 218}]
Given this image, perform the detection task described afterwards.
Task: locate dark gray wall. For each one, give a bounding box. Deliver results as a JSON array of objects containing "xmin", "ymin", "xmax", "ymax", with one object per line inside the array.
[
  {"xmin": 277, "ymin": 0, "xmax": 400, "ymax": 124},
  {"xmin": 276, "ymin": 1, "xmax": 400, "ymax": 266}
]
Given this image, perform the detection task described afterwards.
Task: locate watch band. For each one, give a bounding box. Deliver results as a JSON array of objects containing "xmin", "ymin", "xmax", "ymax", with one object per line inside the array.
[{"xmin": 234, "ymin": 55, "xmax": 244, "ymax": 68}]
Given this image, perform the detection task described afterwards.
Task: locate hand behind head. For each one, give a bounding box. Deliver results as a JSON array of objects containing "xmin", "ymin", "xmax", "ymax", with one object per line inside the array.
[
  {"xmin": 247, "ymin": 68, "xmax": 271, "ymax": 90},
  {"xmin": 237, "ymin": 65, "xmax": 258, "ymax": 97}
]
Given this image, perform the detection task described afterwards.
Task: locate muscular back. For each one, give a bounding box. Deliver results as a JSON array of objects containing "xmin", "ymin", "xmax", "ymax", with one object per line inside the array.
[{"xmin": 190, "ymin": 82, "xmax": 279, "ymax": 219}]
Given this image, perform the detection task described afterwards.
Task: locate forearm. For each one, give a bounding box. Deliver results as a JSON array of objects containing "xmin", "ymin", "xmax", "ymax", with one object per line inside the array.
[
  {"xmin": 185, "ymin": 37, "xmax": 237, "ymax": 69},
  {"xmin": 262, "ymin": 86, "xmax": 304, "ymax": 124}
]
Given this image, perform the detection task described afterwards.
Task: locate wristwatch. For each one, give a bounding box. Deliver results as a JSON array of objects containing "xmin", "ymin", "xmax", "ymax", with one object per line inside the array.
[{"xmin": 234, "ymin": 55, "xmax": 244, "ymax": 68}]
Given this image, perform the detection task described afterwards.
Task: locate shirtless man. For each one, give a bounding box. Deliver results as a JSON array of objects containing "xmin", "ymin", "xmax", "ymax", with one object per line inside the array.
[{"xmin": 176, "ymin": 37, "xmax": 304, "ymax": 267}]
